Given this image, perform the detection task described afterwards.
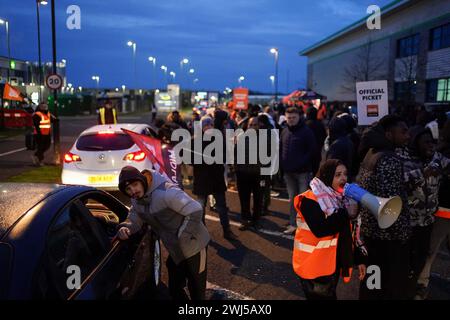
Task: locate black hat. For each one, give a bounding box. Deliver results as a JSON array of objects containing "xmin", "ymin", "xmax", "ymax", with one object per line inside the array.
[{"xmin": 118, "ymin": 166, "xmax": 148, "ymax": 195}]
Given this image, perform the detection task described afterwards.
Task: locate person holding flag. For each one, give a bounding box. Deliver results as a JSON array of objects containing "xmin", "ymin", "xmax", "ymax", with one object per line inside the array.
[{"xmin": 117, "ymin": 166, "xmax": 210, "ymax": 300}]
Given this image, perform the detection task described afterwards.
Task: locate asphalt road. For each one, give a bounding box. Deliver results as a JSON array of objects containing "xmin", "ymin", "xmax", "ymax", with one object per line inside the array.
[{"xmin": 1, "ymin": 113, "xmax": 449, "ymax": 300}]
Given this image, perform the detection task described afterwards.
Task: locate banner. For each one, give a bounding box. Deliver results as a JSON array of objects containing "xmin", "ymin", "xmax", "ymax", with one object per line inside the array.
[
  {"xmin": 356, "ymin": 80, "xmax": 388, "ymax": 126},
  {"xmin": 3, "ymin": 83, "xmax": 24, "ymax": 102},
  {"xmin": 122, "ymin": 128, "xmax": 181, "ymax": 186},
  {"xmin": 233, "ymin": 88, "xmax": 249, "ymax": 110}
]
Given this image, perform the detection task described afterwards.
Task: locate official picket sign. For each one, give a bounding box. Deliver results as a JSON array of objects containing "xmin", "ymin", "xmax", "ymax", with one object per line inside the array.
[{"xmin": 356, "ymin": 80, "xmax": 389, "ymax": 126}]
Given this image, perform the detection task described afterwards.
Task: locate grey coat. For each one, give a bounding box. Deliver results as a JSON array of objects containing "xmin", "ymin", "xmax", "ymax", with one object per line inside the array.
[{"xmin": 120, "ymin": 171, "xmax": 210, "ymax": 264}]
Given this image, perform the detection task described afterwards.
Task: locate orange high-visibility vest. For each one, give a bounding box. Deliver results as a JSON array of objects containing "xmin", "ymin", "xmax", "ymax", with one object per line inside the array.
[
  {"xmin": 33, "ymin": 111, "xmax": 51, "ymax": 135},
  {"xmin": 435, "ymin": 207, "xmax": 450, "ymax": 219},
  {"xmin": 293, "ymin": 189, "xmax": 352, "ymax": 282}
]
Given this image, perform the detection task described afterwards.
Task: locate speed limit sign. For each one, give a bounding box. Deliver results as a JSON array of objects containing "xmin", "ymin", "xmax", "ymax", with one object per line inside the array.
[{"xmin": 46, "ymin": 74, "xmax": 63, "ymax": 90}]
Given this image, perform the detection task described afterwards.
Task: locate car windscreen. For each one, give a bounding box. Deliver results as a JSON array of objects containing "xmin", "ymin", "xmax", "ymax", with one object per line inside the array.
[{"xmin": 76, "ymin": 133, "xmax": 135, "ymax": 151}]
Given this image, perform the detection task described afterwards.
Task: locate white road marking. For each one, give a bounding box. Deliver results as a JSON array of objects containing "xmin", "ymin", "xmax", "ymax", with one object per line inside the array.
[
  {"xmin": 206, "ymin": 281, "xmax": 254, "ymax": 300},
  {"xmin": 205, "ymin": 214, "xmax": 294, "ymax": 241},
  {"xmin": 227, "ymin": 188, "xmax": 290, "ymax": 203},
  {"xmin": 0, "ymin": 147, "xmax": 27, "ymax": 157}
]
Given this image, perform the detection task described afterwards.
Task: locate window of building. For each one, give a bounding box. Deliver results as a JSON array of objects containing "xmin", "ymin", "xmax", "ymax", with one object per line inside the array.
[
  {"xmin": 430, "ymin": 23, "xmax": 450, "ymax": 51},
  {"xmin": 426, "ymin": 78, "xmax": 450, "ymax": 102},
  {"xmin": 397, "ymin": 34, "xmax": 420, "ymax": 58}
]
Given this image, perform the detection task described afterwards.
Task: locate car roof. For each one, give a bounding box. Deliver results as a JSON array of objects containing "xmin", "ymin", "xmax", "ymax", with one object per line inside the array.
[
  {"xmin": 0, "ymin": 183, "xmax": 95, "ymax": 239},
  {"xmin": 80, "ymin": 123, "xmax": 152, "ymax": 136}
]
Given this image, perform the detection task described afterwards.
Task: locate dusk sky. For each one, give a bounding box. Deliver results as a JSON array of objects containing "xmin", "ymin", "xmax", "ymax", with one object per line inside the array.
[{"xmin": 0, "ymin": 0, "xmax": 392, "ymax": 93}]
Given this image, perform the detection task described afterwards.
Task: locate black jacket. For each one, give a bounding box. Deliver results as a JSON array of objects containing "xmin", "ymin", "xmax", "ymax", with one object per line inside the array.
[{"xmin": 325, "ymin": 117, "xmax": 354, "ymax": 174}]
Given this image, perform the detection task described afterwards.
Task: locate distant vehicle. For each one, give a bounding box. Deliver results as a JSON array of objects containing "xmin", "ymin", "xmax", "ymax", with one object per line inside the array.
[
  {"xmin": 0, "ymin": 183, "xmax": 161, "ymax": 300},
  {"xmin": 61, "ymin": 124, "xmax": 158, "ymax": 190}
]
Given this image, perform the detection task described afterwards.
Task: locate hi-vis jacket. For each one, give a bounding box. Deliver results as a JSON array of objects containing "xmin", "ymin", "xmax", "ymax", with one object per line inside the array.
[
  {"xmin": 99, "ymin": 107, "xmax": 117, "ymax": 125},
  {"xmin": 33, "ymin": 111, "xmax": 51, "ymax": 135},
  {"xmin": 293, "ymin": 189, "xmax": 352, "ymax": 282}
]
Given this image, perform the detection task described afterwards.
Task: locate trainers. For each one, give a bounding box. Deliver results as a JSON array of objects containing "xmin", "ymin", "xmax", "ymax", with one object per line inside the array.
[
  {"xmin": 31, "ymin": 155, "xmax": 39, "ymax": 166},
  {"xmin": 283, "ymin": 225, "xmax": 297, "ymax": 235},
  {"xmin": 270, "ymin": 191, "xmax": 280, "ymax": 197}
]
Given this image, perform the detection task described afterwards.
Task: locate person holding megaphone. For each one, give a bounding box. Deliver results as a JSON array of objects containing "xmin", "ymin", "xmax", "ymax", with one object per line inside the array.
[{"xmin": 292, "ymin": 159, "xmax": 367, "ymax": 300}]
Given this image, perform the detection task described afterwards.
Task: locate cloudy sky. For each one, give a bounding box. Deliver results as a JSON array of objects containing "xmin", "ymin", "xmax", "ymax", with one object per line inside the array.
[{"xmin": 0, "ymin": 0, "xmax": 392, "ymax": 93}]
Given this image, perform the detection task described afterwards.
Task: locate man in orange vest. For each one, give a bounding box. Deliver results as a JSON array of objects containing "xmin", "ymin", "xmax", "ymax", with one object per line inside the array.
[
  {"xmin": 292, "ymin": 159, "xmax": 367, "ymax": 300},
  {"xmin": 31, "ymin": 103, "xmax": 54, "ymax": 166}
]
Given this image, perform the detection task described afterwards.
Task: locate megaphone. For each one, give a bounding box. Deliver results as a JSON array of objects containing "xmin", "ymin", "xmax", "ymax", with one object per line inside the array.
[{"xmin": 343, "ymin": 183, "xmax": 402, "ymax": 229}]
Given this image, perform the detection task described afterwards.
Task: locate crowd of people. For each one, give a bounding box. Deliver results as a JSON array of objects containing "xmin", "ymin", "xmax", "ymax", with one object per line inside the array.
[{"xmin": 144, "ymin": 101, "xmax": 450, "ymax": 300}]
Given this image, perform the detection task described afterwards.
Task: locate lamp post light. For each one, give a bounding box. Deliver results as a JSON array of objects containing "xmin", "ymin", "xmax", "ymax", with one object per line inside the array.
[
  {"xmin": 148, "ymin": 56, "xmax": 156, "ymax": 89},
  {"xmin": 127, "ymin": 40, "xmax": 137, "ymax": 88},
  {"xmin": 238, "ymin": 76, "xmax": 245, "ymax": 86},
  {"xmin": 180, "ymin": 58, "xmax": 189, "ymax": 87},
  {"xmin": 169, "ymin": 71, "xmax": 176, "ymax": 83},
  {"xmin": 270, "ymin": 48, "xmax": 279, "ymax": 101},
  {"xmin": 0, "ymin": 18, "xmax": 11, "ymax": 83},
  {"xmin": 160, "ymin": 65, "xmax": 168, "ymax": 85},
  {"xmin": 91, "ymin": 75, "xmax": 100, "ymax": 88},
  {"xmin": 36, "ymin": 0, "xmax": 48, "ymax": 97}
]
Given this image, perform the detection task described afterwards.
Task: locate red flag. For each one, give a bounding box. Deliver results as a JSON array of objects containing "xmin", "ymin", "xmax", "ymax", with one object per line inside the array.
[
  {"xmin": 3, "ymin": 83, "xmax": 24, "ymax": 102},
  {"xmin": 122, "ymin": 128, "xmax": 180, "ymax": 185}
]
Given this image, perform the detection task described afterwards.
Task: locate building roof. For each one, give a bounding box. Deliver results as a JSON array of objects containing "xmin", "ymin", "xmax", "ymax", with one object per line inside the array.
[{"xmin": 299, "ymin": 0, "xmax": 414, "ymax": 56}]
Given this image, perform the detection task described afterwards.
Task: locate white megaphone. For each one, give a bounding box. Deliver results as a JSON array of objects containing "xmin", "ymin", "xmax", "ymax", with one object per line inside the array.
[{"xmin": 343, "ymin": 183, "xmax": 402, "ymax": 229}]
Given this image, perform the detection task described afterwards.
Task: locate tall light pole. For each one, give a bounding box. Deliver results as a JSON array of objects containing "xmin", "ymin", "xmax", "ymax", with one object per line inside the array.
[
  {"xmin": 36, "ymin": 1, "xmax": 48, "ymax": 98},
  {"xmin": 0, "ymin": 18, "xmax": 11, "ymax": 83},
  {"xmin": 180, "ymin": 58, "xmax": 189, "ymax": 87},
  {"xmin": 238, "ymin": 76, "xmax": 245, "ymax": 86},
  {"xmin": 161, "ymin": 65, "xmax": 168, "ymax": 86},
  {"xmin": 91, "ymin": 75, "xmax": 100, "ymax": 88},
  {"xmin": 270, "ymin": 75, "xmax": 275, "ymax": 94},
  {"xmin": 148, "ymin": 56, "xmax": 156, "ymax": 89},
  {"xmin": 270, "ymin": 48, "xmax": 279, "ymax": 101},
  {"xmin": 127, "ymin": 41, "xmax": 137, "ymax": 88},
  {"xmin": 169, "ymin": 71, "xmax": 176, "ymax": 83}
]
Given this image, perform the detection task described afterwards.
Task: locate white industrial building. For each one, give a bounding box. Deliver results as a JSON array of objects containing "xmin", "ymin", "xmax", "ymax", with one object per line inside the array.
[{"xmin": 299, "ymin": 0, "xmax": 450, "ymax": 107}]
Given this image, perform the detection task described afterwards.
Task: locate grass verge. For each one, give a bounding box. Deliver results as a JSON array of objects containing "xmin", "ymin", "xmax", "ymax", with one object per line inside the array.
[{"xmin": 6, "ymin": 165, "xmax": 62, "ymax": 183}]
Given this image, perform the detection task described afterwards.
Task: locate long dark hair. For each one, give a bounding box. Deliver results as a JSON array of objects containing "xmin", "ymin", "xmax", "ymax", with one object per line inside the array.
[{"xmin": 316, "ymin": 159, "xmax": 345, "ymax": 187}]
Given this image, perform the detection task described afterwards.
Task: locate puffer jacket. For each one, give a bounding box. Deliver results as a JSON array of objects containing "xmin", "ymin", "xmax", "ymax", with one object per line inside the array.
[{"xmin": 120, "ymin": 170, "xmax": 210, "ymax": 264}]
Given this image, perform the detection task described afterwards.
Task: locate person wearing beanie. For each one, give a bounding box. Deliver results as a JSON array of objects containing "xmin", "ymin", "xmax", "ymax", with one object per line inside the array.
[
  {"xmin": 117, "ymin": 166, "xmax": 210, "ymax": 300},
  {"xmin": 292, "ymin": 159, "xmax": 366, "ymax": 300}
]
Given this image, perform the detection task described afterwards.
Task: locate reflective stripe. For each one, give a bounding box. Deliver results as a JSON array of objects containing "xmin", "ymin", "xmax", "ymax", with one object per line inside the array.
[
  {"xmin": 294, "ymin": 238, "xmax": 338, "ymax": 253},
  {"xmin": 296, "ymin": 218, "xmax": 311, "ymax": 231}
]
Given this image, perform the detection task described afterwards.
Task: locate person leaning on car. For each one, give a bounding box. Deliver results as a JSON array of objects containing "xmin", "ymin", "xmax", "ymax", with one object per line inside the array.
[{"xmin": 116, "ymin": 166, "xmax": 210, "ymax": 300}]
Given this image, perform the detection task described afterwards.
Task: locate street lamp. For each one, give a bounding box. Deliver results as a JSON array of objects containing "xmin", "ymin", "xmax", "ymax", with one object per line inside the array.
[
  {"xmin": 270, "ymin": 48, "xmax": 279, "ymax": 101},
  {"xmin": 161, "ymin": 65, "xmax": 168, "ymax": 85},
  {"xmin": 169, "ymin": 71, "xmax": 176, "ymax": 83},
  {"xmin": 180, "ymin": 58, "xmax": 189, "ymax": 87},
  {"xmin": 148, "ymin": 56, "xmax": 157, "ymax": 89},
  {"xmin": 91, "ymin": 75, "xmax": 100, "ymax": 88},
  {"xmin": 269, "ymin": 75, "xmax": 275, "ymax": 92},
  {"xmin": 36, "ymin": 0, "xmax": 48, "ymax": 97},
  {"xmin": 189, "ymin": 68, "xmax": 195, "ymax": 74},
  {"xmin": 238, "ymin": 76, "xmax": 245, "ymax": 86},
  {"xmin": 127, "ymin": 40, "xmax": 137, "ymax": 88},
  {"xmin": 121, "ymin": 84, "xmax": 126, "ymax": 92},
  {"xmin": 0, "ymin": 18, "xmax": 11, "ymax": 82}
]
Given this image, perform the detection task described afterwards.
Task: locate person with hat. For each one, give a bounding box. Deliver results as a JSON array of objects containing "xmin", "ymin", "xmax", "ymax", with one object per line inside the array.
[
  {"xmin": 98, "ymin": 101, "xmax": 118, "ymax": 125},
  {"xmin": 117, "ymin": 166, "xmax": 210, "ymax": 300}
]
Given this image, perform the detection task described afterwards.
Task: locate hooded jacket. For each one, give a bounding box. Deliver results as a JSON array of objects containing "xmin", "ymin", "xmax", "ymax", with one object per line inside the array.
[
  {"xmin": 280, "ymin": 118, "xmax": 317, "ymax": 173},
  {"xmin": 324, "ymin": 117, "xmax": 354, "ymax": 174},
  {"xmin": 356, "ymin": 123, "xmax": 411, "ymax": 241},
  {"xmin": 119, "ymin": 167, "xmax": 210, "ymax": 264},
  {"xmin": 397, "ymin": 126, "xmax": 450, "ymax": 227}
]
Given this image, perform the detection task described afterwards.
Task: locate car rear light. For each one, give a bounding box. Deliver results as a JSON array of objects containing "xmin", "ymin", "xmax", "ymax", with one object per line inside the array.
[
  {"xmin": 98, "ymin": 130, "xmax": 115, "ymax": 135},
  {"xmin": 64, "ymin": 152, "xmax": 82, "ymax": 163},
  {"xmin": 123, "ymin": 151, "xmax": 146, "ymax": 162}
]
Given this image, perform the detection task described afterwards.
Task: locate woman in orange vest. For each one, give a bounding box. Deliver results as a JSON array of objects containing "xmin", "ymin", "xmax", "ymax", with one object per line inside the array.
[{"xmin": 293, "ymin": 159, "xmax": 367, "ymax": 300}]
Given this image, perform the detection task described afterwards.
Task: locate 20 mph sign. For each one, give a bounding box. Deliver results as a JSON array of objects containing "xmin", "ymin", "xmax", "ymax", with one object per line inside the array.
[{"xmin": 46, "ymin": 74, "xmax": 63, "ymax": 90}]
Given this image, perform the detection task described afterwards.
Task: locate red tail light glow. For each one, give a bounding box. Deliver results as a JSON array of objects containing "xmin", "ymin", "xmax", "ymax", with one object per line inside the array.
[
  {"xmin": 123, "ymin": 151, "xmax": 146, "ymax": 162},
  {"xmin": 64, "ymin": 152, "xmax": 82, "ymax": 163}
]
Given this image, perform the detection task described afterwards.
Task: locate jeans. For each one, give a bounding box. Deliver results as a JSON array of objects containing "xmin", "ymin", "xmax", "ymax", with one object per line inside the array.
[
  {"xmin": 284, "ymin": 172, "xmax": 312, "ymax": 227},
  {"xmin": 197, "ymin": 192, "xmax": 230, "ymax": 230}
]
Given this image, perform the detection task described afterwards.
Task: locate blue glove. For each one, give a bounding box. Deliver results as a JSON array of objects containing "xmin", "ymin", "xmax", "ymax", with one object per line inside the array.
[{"xmin": 343, "ymin": 183, "xmax": 368, "ymax": 202}]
